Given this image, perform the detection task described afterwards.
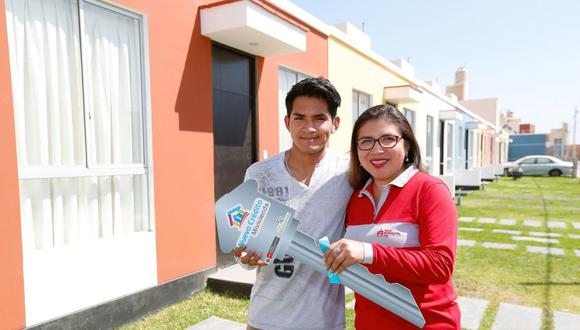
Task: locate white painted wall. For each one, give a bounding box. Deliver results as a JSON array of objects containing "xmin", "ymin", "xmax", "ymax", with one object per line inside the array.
[{"xmin": 23, "ymin": 232, "xmax": 157, "ymax": 326}]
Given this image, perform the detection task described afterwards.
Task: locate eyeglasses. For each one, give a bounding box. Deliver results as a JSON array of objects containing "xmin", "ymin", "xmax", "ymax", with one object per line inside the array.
[{"xmin": 357, "ymin": 135, "xmax": 402, "ymax": 151}]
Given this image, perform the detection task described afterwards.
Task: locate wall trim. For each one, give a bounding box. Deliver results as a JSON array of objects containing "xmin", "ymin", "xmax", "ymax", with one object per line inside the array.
[{"xmin": 27, "ymin": 267, "xmax": 216, "ymax": 330}]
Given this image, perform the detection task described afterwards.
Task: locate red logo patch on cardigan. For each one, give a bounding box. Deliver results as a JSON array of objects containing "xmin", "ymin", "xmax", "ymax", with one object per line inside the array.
[{"xmin": 376, "ymin": 228, "xmax": 402, "ymax": 237}]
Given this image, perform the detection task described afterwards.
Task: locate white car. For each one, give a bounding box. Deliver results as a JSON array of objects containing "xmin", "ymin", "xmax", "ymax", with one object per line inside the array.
[{"xmin": 502, "ymin": 155, "xmax": 573, "ymax": 177}]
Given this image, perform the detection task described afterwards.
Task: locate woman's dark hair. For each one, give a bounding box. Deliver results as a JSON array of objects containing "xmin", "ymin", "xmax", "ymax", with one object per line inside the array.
[
  {"xmin": 285, "ymin": 77, "xmax": 341, "ymax": 119},
  {"xmin": 349, "ymin": 104, "xmax": 425, "ymax": 188}
]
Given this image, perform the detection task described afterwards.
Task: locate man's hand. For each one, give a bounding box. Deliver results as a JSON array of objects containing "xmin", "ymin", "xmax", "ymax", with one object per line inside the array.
[
  {"xmin": 234, "ymin": 246, "xmax": 269, "ymax": 267},
  {"xmin": 323, "ymin": 239, "xmax": 364, "ymax": 274}
]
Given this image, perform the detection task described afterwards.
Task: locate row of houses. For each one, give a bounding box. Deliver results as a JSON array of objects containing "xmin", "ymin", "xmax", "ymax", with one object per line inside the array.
[
  {"xmin": 503, "ymin": 112, "xmax": 578, "ymax": 161},
  {"xmin": 0, "ymin": 0, "xmax": 508, "ymax": 328}
]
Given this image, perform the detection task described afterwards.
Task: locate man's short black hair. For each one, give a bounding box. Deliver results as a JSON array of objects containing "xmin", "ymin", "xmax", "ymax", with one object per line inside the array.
[{"xmin": 285, "ymin": 77, "xmax": 341, "ymax": 119}]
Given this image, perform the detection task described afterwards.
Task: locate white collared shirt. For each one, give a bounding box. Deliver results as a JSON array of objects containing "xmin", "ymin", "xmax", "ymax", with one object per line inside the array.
[{"xmin": 242, "ymin": 149, "xmax": 352, "ymax": 330}]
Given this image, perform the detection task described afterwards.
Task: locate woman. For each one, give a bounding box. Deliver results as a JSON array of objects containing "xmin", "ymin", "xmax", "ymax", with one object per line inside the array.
[{"xmin": 324, "ymin": 104, "xmax": 460, "ymax": 329}]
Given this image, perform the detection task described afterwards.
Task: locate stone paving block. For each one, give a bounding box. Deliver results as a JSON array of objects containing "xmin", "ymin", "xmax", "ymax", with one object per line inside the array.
[
  {"xmin": 523, "ymin": 220, "xmax": 542, "ymax": 227},
  {"xmin": 345, "ymin": 287, "xmax": 353, "ymax": 295},
  {"xmin": 457, "ymin": 296, "xmax": 489, "ymax": 330},
  {"xmin": 346, "ymin": 300, "xmax": 355, "ymax": 309},
  {"xmin": 526, "ymin": 245, "xmax": 566, "ymax": 256},
  {"xmin": 459, "ymin": 217, "xmax": 475, "ymax": 222},
  {"xmin": 187, "ymin": 316, "xmax": 246, "ymax": 330},
  {"xmin": 493, "ymin": 229, "xmax": 522, "ymax": 235},
  {"xmin": 570, "ymin": 234, "xmax": 580, "ymax": 239},
  {"xmin": 209, "ymin": 264, "xmax": 256, "ymax": 284},
  {"xmin": 547, "ymin": 221, "xmax": 567, "ymax": 229},
  {"xmin": 512, "ymin": 236, "xmax": 559, "ymax": 244},
  {"xmin": 529, "ymin": 232, "xmax": 562, "ymax": 237},
  {"xmin": 491, "ymin": 303, "xmax": 542, "ymax": 330},
  {"xmin": 458, "ymin": 239, "xmax": 476, "ymax": 247},
  {"xmin": 553, "ymin": 311, "xmax": 580, "ymax": 330},
  {"xmin": 482, "ymin": 242, "xmax": 517, "ymax": 250},
  {"xmin": 576, "ymin": 250, "xmax": 580, "ymax": 257},
  {"xmin": 573, "ymin": 222, "xmax": 580, "ymax": 229},
  {"xmin": 459, "ymin": 227, "xmax": 484, "ymax": 232},
  {"xmin": 499, "ymin": 219, "xmax": 517, "ymax": 226},
  {"xmin": 478, "ymin": 217, "xmax": 496, "ymax": 224}
]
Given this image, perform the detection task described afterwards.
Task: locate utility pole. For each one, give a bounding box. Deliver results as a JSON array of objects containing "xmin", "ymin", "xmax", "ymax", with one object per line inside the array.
[
  {"xmin": 573, "ymin": 106, "xmax": 578, "ymax": 178},
  {"xmin": 573, "ymin": 106, "xmax": 578, "ymax": 161}
]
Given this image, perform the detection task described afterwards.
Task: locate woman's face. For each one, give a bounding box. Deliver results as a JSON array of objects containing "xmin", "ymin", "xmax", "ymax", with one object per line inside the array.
[{"xmin": 356, "ymin": 118, "xmax": 408, "ymax": 185}]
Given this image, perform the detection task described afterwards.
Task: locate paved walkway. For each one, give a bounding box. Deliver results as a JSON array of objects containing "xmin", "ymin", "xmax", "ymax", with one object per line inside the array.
[
  {"xmin": 458, "ymin": 217, "xmax": 579, "ymax": 257},
  {"xmin": 191, "ymin": 264, "xmax": 580, "ymax": 330}
]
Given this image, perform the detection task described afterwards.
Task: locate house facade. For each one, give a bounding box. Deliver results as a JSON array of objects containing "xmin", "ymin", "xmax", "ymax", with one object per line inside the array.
[{"xmin": 0, "ymin": 1, "xmax": 509, "ymax": 329}]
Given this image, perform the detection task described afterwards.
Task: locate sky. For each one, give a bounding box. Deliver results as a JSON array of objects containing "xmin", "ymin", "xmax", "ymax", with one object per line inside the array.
[{"xmin": 291, "ymin": 0, "xmax": 580, "ymax": 137}]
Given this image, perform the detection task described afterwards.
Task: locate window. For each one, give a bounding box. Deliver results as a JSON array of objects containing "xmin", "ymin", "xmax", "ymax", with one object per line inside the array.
[
  {"xmin": 446, "ymin": 122, "xmax": 454, "ymax": 172},
  {"xmin": 352, "ymin": 90, "xmax": 372, "ymax": 122},
  {"xmin": 404, "ymin": 108, "xmax": 415, "ymax": 131},
  {"xmin": 536, "ymin": 158, "xmax": 553, "ymax": 164},
  {"xmin": 553, "ymin": 138, "xmax": 564, "ymax": 157},
  {"xmin": 425, "ymin": 115, "xmax": 434, "ymax": 172},
  {"xmin": 6, "ymin": 0, "xmax": 151, "ymax": 250},
  {"xmin": 456, "ymin": 124, "xmax": 464, "ymax": 161},
  {"xmin": 521, "ymin": 158, "xmax": 536, "ymax": 164},
  {"xmin": 278, "ymin": 67, "xmax": 310, "ymax": 151}
]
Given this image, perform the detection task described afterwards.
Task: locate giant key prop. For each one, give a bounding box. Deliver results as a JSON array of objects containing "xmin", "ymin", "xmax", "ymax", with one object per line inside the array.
[{"xmin": 215, "ymin": 180, "xmax": 425, "ymax": 328}]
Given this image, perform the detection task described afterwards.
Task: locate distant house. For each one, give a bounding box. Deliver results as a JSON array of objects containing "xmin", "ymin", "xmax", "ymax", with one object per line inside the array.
[
  {"xmin": 519, "ymin": 123, "xmax": 536, "ymax": 133},
  {"xmin": 546, "ymin": 123, "xmax": 569, "ymax": 159}
]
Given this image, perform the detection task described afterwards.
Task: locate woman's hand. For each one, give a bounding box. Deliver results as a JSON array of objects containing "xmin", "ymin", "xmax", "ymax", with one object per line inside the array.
[
  {"xmin": 323, "ymin": 239, "xmax": 365, "ymax": 274},
  {"xmin": 233, "ymin": 246, "xmax": 269, "ymax": 267}
]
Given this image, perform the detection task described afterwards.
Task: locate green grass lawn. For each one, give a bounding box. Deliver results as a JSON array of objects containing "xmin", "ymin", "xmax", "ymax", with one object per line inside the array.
[
  {"xmin": 122, "ymin": 176, "xmax": 580, "ymax": 330},
  {"xmin": 120, "ymin": 289, "xmax": 356, "ymax": 330},
  {"xmin": 455, "ymin": 176, "xmax": 580, "ymax": 329}
]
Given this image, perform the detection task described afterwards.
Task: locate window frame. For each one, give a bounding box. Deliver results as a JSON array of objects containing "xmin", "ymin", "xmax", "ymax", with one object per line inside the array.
[
  {"xmin": 536, "ymin": 158, "xmax": 553, "ymax": 164},
  {"xmin": 403, "ymin": 108, "xmax": 415, "ymax": 131},
  {"xmin": 425, "ymin": 115, "xmax": 434, "ymax": 171},
  {"xmin": 445, "ymin": 121, "xmax": 454, "ymax": 172},
  {"xmin": 14, "ymin": 0, "xmax": 156, "ymax": 232},
  {"xmin": 521, "ymin": 158, "xmax": 537, "ymax": 165},
  {"xmin": 352, "ymin": 89, "xmax": 372, "ymax": 122}
]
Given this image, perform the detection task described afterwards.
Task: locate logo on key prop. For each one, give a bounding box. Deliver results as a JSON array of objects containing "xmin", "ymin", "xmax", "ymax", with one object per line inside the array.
[{"xmin": 227, "ymin": 204, "xmax": 249, "ymax": 229}]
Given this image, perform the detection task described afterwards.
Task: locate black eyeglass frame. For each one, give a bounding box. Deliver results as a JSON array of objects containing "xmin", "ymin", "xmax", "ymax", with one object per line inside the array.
[{"xmin": 356, "ymin": 135, "xmax": 403, "ymax": 151}]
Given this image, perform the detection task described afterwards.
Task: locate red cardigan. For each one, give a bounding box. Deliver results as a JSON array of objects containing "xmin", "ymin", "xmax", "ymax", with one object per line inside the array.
[{"xmin": 346, "ymin": 172, "xmax": 460, "ymax": 330}]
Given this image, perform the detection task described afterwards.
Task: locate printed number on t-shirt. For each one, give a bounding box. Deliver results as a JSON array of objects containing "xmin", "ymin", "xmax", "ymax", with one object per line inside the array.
[
  {"xmin": 259, "ymin": 186, "xmax": 289, "ymax": 200},
  {"xmin": 273, "ymin": 255, "xmax": 294, "ymax": 278}
]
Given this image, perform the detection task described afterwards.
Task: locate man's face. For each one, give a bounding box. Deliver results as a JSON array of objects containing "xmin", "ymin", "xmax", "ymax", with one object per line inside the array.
[{"xmin": 284, "ymin": 96, "xmax": 339, "ymax": 155}]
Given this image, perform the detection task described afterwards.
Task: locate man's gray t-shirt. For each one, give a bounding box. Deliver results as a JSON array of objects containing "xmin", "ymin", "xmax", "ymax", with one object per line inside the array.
[{"xmin": 243, "ymin": 149, "xmax": 353, "ymax": 330}]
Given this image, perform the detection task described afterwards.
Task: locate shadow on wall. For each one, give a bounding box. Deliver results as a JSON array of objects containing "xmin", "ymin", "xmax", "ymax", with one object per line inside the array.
[{"xmin": 175, "ymin": 10, "xmax": 213, "ymax": 133}]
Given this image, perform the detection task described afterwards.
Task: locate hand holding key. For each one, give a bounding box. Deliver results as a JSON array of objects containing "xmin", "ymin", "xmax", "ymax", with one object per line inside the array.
[
  {"xmin": 215, "ymin": 180, "xmax": 425, "ymax": 328},
  {"xmin": 324, "ymin": 239, "xmax": 365, "ymax": 274},
  {"xmin": 234, "ymin": 246, "xmax": 268, "ymax": 267}
]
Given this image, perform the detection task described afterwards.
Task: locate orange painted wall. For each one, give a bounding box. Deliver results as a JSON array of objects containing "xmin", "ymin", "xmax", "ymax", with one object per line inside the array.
[
  {"xmin": 0, "ymin": 1, "xmax": 26, "ymax": 329},
  {"xmin": 114, "ymin": 0, "xmax": 329, "ymax": 282},
  {"xmin": 113, "ymin": 0, "xmax": 218, "ymax": 283},
  {"xmin": 0, "ymin": 0, "xmax": 329, "ymax": 326}
]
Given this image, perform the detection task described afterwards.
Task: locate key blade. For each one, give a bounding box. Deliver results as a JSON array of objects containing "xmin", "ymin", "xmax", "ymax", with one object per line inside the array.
[
  {"xmin": 287, "ymin": 231, "xmax": 425, "ymax": 328},
  {"xmin": 341, "ymin": 267, "xmax": 426, "ymax": 328},
  {"xmin": 287, "ymin": 230, "xmax": 326, "ymax": 273}
]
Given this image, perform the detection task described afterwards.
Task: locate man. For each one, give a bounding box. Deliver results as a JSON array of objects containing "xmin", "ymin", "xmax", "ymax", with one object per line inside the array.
[{"xmin": 234, "ymin": 77, "xmax": 353, "ymax": 330}]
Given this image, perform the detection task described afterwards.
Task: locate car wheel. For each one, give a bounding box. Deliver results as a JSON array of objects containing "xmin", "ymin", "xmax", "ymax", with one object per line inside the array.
[{"xmin": 549, "ymin": 169, "xmax": 562, "ymax": 177}]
